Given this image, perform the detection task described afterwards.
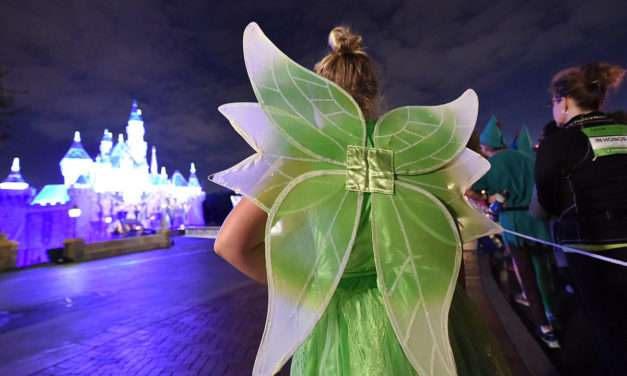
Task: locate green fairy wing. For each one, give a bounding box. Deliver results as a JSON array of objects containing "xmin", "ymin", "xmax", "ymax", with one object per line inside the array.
[
  {"xmin": 400, "ymin": 148, "xmax": 502, "ymax": 243},
  {"xmin": 210, "ymin": 23, "xmax": 370, "ymax": 375},
  {"xmin": 254, "ymin": 172, "xmax": 362, "ymax": 375},
  {"xmin": 372, "ymin": 181, "xmax": 461, "ymax": 376},
  {"xmin": 244, "ymin": 22, "xmax": 365, "ymax": 163},
  {"xmin": 211, "ymin": 21, "xmax": 367, "ymax": 212},
  {"xmin": 374, "ymin": 89, "xmax": 477, "ymax": 174},
  {"xmin": 372, "ymin": 90, "xmax": 498, "ymax": 376},
  {"xmin": 210, "ymin": 103, "xmax": 338, "ymax": 212}
]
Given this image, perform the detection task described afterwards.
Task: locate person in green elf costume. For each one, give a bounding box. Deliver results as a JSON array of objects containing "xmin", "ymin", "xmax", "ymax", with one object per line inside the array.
[
  {"xmin": 471, "ymin": 116, "xmax": 558, "ymax": 348},
  {"xmin": 513, "ymin": 126, "xmax": 535, "ymax": 160}
]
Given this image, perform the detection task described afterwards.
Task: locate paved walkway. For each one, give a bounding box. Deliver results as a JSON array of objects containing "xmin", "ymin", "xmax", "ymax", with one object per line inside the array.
[
  {"xmin": 31, "ymin": 283, "xmax": 286, "ymax": 376},
  {"xmin": 0, "ymin": 237, "xmax": 289, "ymax": 376}
]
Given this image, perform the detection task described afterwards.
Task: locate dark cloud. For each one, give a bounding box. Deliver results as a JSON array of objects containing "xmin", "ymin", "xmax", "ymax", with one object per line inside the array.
[{"xmin": 1, "ymin": 0, "xmax": 627, "ymax": 190}]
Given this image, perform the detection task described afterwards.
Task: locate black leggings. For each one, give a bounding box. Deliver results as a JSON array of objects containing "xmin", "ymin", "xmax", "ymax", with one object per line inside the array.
[
  {"xmin": 508, "ymin": 245, "xmax": 552, "ymax": 327},
  {"xmin": 566, "ymin": 249, "xmax": 627, "ymax": 376}
]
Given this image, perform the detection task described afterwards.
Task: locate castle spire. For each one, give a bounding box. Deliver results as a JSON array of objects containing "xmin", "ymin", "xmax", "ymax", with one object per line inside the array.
[
  {"xmin": 63, "ymin": 131, "xmax": 91, "ymax": 160},
  {"xmin": 103, "ymin": 129, "xmax": 112, "ymax": 140},
  {"xmin": 159, "ymin": 166, "xmax": 168, "ymax": 185},
  {"xmin": 110, "ymin": 133, "xmax": 130, "ymax": 168},
  {"xmin": 11, "ymin": 157, "xmax": 20, "ymax": 173},
  {"xmin": 126, "ymin": 99, "xmax": 148, "ymax": 167},
  {"xmin": 150, "ymin": 146, "xmax": 158, "ymax": 176},
  {"xmin": 188, "ymin": 162, "xmax": 200, "ymax": 187},
  {"xmin": 1, "ymin": 157, "xmax": 29, "ymax": 190},
  {"xmin": 128, "ymin": 99, "xmax": 143, "ymax": 122},
  {"xmin": 60, "ymin": 131, "xmax": 93, "ymax": 186},
  {"xmin": 98, "ymin": 129, "xmax": 113, "ymax": 161}
]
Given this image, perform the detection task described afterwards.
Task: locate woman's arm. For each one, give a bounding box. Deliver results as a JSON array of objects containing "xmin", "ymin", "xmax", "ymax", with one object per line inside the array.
[{"xmin": 214, "ymin": 197, "xmax": 268, "ymax": 284}]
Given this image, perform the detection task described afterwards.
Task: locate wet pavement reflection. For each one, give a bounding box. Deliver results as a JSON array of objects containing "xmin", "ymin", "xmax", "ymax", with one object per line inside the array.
[{"xmin": 0, "ymin": 237, "xmax": 286, "ymax": 375}]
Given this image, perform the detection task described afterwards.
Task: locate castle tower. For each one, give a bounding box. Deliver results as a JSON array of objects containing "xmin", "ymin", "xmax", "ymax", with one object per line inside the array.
[
  {"xmin": 92, "ymin": 129, "xmax": 114, "ymax": 193},
  {"xmin": 60, "ymin": 131, "xmax": 93, "ymax": 186},
  {"xmin": 171, "ymin": 170, "xmax": 188, "ymax": 187},
  {"xmin": 184, "ymin": 162, "xmax": 204, "ymax": 224},
  {"xmin": 188, "ymin": 162, "xmax": 200, "ymax": 188},
  {"xmin": 110, "ymin": 133, "xmax": 130, "ymax": 168},
  {"xmin": 150, "ymin": 146, "xmax": 158, "ymax": 176},
  {"xmin": 67, "ymin": 182, "xmax": 98, "ymax": 241},
  {"xmin": 99, "ymin": 129, "xmax": 113, "ymax": 162},
  {"xmin": 159, "ymin": 166, "xmax": 169, "ymax": 185},
  {"xmin": 126, "ymin": 100, "xmax": 148, "ymax": 168},
  {"xmin": 0, "ymin": 157, "xmax": 29, "ymax": 191},
  {"xmin": 0, "ymin": 158, "xmax": 36, "ymax": 268}
]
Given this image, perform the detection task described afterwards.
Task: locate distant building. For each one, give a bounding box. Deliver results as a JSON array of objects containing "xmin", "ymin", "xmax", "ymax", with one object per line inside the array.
[{"xmin": 0, "ymin": 100, "xmax": 205, "ymax": 267}]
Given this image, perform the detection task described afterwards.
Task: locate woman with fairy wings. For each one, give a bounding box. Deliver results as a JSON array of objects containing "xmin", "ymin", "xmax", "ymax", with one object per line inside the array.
[{"xmin": 213, "ymin": 23, "xmax": 512, "ymax": 376}]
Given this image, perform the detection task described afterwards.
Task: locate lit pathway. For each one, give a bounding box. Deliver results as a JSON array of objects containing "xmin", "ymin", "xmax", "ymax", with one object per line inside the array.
[{"xmin": 0, "ymin": 237, "xmax": 287, "ymax": 375}]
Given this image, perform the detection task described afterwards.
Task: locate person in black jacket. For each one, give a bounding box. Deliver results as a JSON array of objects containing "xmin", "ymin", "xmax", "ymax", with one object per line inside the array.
[{"xmin": 535, "ymin": 62, "xmax": 627, "ymax": 375}]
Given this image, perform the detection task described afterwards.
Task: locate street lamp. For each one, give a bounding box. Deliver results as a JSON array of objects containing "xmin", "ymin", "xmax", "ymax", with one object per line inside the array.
[
  {"xmin": 68, "ymin": 206, "xmax": 82, "ymax": 218},
  {"xmin": 68, "ymin": 205, "xmax": 82, "ymax": 238}
]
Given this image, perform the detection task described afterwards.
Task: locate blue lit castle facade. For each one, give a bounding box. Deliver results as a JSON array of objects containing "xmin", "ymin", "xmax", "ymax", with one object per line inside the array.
[{"xmin": 0, "ymin": 101, "xmax": 205, "ymax": 267}]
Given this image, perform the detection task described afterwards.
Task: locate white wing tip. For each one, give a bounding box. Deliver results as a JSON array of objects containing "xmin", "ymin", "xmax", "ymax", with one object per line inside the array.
[
  {"xmin": 455, "ymin": 88, "xmax": 478, "ymax": 106},
  {"xmin": 453, "ymin": 89, "xmax": 479, "ymax": 132},
  {"xmin": 459, "ymin": 220, "xmax": 503, "ymax": 244},
  {"xmin": 207, "ymin": 171, "xmax": 224, "ymax": 183},
  {"xmin": 217, "ymin": 103, "xmax": 230, "ymax": 116},
  {"xmin": 485, "ymin": 221, "xmax": 505, "ymax": 239},
  {"xmin": 244, "ymin": 22, "xmax": 265, "ymax": 47},
  {"xmin": 245, "ymin": 22, "xmax": 261, "ymax": 34},
  {"xmin": 218, "ymin": 102, "xmax": 259, "ymax": 117},
  {"xmin": 463, "ymin": 88, "xmax": 477, "ymax": 97}
]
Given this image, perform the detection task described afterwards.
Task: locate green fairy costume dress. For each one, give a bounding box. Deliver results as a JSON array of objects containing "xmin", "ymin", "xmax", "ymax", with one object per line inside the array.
[{"xmin": 211, "ymin": 23, "xmax": 512, "ymax": 376}]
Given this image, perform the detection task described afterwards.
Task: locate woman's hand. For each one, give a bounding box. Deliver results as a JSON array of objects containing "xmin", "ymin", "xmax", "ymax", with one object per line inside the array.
[{"xmin": 214, "ymin": 197, "xmax": 268, "ymax": 284}]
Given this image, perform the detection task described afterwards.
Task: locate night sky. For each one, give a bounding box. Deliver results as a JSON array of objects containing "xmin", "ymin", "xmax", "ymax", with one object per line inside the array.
[{"xmin": 1, "ymin": 0, "xmax": 626, "ymax": 191}]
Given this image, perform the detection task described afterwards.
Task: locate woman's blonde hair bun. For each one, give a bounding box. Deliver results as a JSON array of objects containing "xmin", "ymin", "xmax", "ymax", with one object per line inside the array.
[
  {"xmin": 328, "ymin": 26, "xmax": 363, "ymax": 54},
  {"xmin": 316, "ymin": 25, "xmax": 379, "ymax": 119}
]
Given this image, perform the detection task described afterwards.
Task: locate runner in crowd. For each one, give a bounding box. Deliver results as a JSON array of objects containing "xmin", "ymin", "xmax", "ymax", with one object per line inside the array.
[
  {"xmin": 470, "ymin": 116, "xmax": 558, "ymax": 348},
  {"xmin": 535, "ymin": 62, "xmax": 627, "ymax": 375}
]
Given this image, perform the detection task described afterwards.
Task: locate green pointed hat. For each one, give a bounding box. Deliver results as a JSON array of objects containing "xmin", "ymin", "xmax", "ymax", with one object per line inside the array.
[
  {"xmin": 479, "ymin": 115, "xmax": 505, "ymax": 148},
  {"xmin": 516, "ymin": 126, "xmax": 534, "ymax": 158}
]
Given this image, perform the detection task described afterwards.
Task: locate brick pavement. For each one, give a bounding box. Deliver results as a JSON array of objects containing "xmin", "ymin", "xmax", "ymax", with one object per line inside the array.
[{"xmin": 31, "ymin": 284, "xmax": 290, "ymax": 376}]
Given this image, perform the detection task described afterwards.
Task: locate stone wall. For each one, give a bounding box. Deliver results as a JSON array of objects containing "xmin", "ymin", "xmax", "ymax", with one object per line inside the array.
[
  {"xmin": 0, "ymin": 233, "xmax": 18, "ymax": 271},
  {"xmin": 64, "ymin": 232, "xmax": 171, "ymax": 262}
]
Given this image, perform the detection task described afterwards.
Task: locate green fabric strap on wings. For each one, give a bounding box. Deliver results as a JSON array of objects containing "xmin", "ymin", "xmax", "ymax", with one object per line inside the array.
[{"xmin": 346, "ymin": 145, "xmax": 395, "ymax": 194}]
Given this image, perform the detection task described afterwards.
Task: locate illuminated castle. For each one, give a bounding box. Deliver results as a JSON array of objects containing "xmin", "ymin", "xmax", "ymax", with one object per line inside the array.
[{"xmin": 0, "ymin": 100, "xmax": 205, "ymax": 267}]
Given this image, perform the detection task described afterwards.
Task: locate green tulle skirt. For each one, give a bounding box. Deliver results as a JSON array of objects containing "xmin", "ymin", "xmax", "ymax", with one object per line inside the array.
[{"xmin": 290, "ymin": 275, "xmax": 512, "ymax": 376}]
